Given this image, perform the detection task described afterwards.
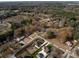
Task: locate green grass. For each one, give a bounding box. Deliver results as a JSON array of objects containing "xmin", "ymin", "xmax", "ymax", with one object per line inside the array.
[{"xmin": 32, "ymin": 48, "xmax": 42, "ymax": 58}]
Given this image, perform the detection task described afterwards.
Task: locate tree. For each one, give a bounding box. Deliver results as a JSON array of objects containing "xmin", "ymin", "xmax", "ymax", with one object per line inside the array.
[
  {"xmin": 21, "ymin": 20, "xmax": 27, "ymax": 26},
  {"xmin": 21, "ymin": 19, "xmax": 32, "ymax": 26},
  {"xmin": 19, "ymin": 29, "xmax": 26, "ymax": 36},
  {"xmin": 74, "ymin": 32, "xmax": 79, "ymax": 40},
  {"xmin": 47, "ymin": 31, "xmax": 57, "ymax": 39},
  {"xmin": 47, "ymin": 44, "xmax": 52, "ymax": 49},
  {"xmin": 73, "ymin": 22, "xmax": 79, "ymax": 40},
  {"xmin": 0, "ymin": 31, "xmax": 13, "ymax": 43},
  {"xmin": 47, "ymin": 44, "xmax": 53, "ymax": 53},
  {"xmin": 67, "ymin": 17, "xmax": 76, "ymax": 27}
]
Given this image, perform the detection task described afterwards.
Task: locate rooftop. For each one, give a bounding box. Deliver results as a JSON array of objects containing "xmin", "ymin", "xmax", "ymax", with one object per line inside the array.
[{"xmin": 15, "ymin": 32, "xmax": 47, "ymax": 58}]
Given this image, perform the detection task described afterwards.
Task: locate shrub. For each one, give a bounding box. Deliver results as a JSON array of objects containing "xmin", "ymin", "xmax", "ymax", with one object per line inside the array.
[
  {"xmin": 47, "ymin": 31, "xmax": 57, "ymax": 39},
  {"xmin": 47, "ymin": 44, "xmax": 53, "ymax": 49}
]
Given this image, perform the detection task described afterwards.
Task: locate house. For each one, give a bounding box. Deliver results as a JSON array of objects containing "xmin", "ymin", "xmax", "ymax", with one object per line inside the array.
[
  {"xmin": 15, "ymin": 32, "xmax": 47, "ymax": 58},
  {"xmin": 70, "ymin": 43, "xmax": 79, "ymax": 58}
]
